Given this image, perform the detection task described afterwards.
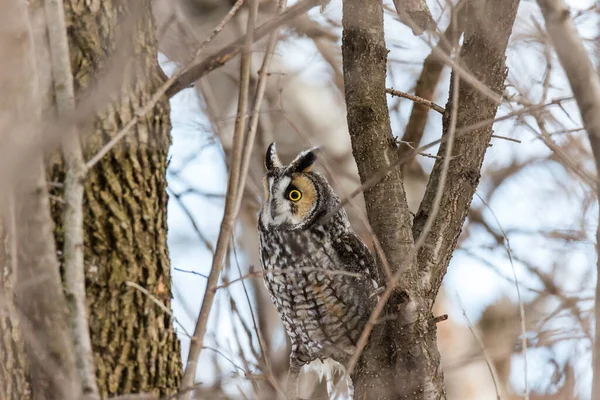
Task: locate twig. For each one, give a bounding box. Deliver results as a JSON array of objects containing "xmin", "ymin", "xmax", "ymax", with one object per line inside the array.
[
  {"xmin": 174, "ymin": 268, "xmax": 209, "ymax": 279},
  {"xmin": 456, "ymin": 295, "xmax": 502, "ymax": 400},
  {"xmin": 85, "ymin": 0, "xmax": 246, "ymax": 169},
  {"xmin": 401, "ymin": 12, "xmax": 464, "ymax": 156},
  {"xmin": 215, "ymin": 266, "xmax": 362, "ymax": 290},
  {"xmin": 178, "ymin": 1, "xmax": 258, "ymax": 397},
  {"xmin": 476, "ymin": 193, "xmax": 528, "ymax": 400},
  {"xmin": 491, "ymin": 134, "xmax": 521, "ymax": 143},
  {"xmin": 44, "ymin": 0, "xmax": 99, "ymax": 397},
  {"xmin": 166, "ymin": 0, "xmax": 325, "ymax": 97},
  {"xmin": 386, "ymin": 88, "xmax": 445, "ymax": 114},
  {"xmin": 167, "ymin": 188, "xmax": 215, "ymax": 253}
]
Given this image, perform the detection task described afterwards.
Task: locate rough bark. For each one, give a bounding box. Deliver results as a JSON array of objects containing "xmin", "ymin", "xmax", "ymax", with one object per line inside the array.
[
  {"xmin": 342, "ymin": 0, "xmax": 519, "ymax": 398},
  {"xmin": 341, "ymin": 0, "xmax": 416, "ymax": 397},
  {"xmin": 47, "ymin": 0, "xmax": 182, "ymax": 397},
  {"xmin": 0, "ymin": 214, "xmax": 30, "ymax": 400},
  {"xmin": 2, "ymin": 1, "xmax": 81, "ymax": 399}
]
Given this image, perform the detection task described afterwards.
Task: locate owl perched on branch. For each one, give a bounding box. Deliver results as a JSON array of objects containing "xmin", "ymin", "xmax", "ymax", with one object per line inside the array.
[{"xmin": 257, "ymin": 143, "xmax": 379, "ymax": 399}]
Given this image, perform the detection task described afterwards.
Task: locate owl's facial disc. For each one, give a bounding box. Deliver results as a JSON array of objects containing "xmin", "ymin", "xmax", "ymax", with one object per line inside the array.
[{"xmin": 261, "ymin": 173, "xmax": 318, "ymax": 229}]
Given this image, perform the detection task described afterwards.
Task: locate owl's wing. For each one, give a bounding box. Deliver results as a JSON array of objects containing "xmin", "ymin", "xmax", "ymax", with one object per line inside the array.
[{"xmin": 331, "ymin": 232, "xmax": 381, "ymax": 292}]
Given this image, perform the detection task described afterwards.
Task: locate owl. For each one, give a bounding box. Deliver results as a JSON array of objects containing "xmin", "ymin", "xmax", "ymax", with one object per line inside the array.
[{"xmin": 257, "ymin": 143, "xmax": 379, "ymax": 399}]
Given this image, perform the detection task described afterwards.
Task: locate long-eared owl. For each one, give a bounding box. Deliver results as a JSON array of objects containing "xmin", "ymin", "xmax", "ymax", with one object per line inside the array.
[{"xmin": 257, "ymin": 143, "xmax": 379, "ymax": 397}]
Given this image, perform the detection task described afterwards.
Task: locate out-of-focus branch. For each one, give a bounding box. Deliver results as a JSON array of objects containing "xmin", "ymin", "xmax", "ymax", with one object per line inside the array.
[
  {"xmin": 178, "ymin": 0, "xmax": 258, "ymax": 397},
  {"xmin": 391, "ymin": 0, "xmax": 435, "ymax": 35},
  {"xmin": 536, "ymin": 1, "xmax": 600, "ymax": 399},
  {"xmin": 85, "ymin": 0, "xmax": 245, "ymax": 169},
  {"xmin": 400, "ymin": 14, "xmax": 465, "ymax": 156},
  {"xmin": 3, "ymin": 1, "xmax": 81, "ymax": 399},
  {"xmin": 43, "ymin": 0, "xmax": 99, "ymax": 397},
  {"xmin": 166, "ymin": 0, "xmax": 324, "ymax": 97}
]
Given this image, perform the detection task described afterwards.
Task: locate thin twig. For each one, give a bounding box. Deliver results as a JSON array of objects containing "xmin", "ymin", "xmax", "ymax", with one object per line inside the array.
[
  {"xmin": 44, "ymin": 0, "xmax": 99, "ymax": 395},
  {"xmin": 491, "ymin": 134, "xmax": 521, "ymax": 143},
  {"xmin": 167, "ymin": 0, "xmax": 325, "ymax": 97},
  {"xmin": 456, "ymin": 295, "xmax": 502, "ymax": 400},
  {"xmin": 386, "ymin": 88, "xmax": 445, "ymax": 114},
  {"xmin": 178, "ymin": 1, "xmax": 258, "ymax": 397},
  {"xmin": 167, "ymin": 188, "xmax": 215, "ymax": 253},
  {"xmin": 476, "ymin": 193, "xmax": 528, "ymax": 399}
]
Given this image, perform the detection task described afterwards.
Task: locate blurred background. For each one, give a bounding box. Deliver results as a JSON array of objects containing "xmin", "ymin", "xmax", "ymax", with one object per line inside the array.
[{"xmin": 154, "ymin": 0, "xmax": 597, "ymax": 398}]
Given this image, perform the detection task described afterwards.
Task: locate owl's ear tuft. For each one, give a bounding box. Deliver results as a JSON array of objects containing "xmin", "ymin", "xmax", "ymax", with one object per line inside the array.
[
  {"xmin": 265, "ymin": 142, "xmax": 283, "ymax": 171},
  {"xmin": 288, "ymin": 146, "xmax": 320, "ymax": 173}
]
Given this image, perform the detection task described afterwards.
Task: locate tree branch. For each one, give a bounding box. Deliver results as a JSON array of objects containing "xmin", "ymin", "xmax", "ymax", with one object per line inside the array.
[
  {"xmin": 400, "ymin": 13, "xmax": 464, "ymax": 156},
  {"xmin": 413, "ymin": 0, "xmax": 520, "ymax": 301},
  {"xmin": 3, "ymin": 1, "xmax": 81, "ymax": 398},
  {"xmin": 43, "ymin": 0, "xmax": 99, "ymax": 397},
  {"xmin": 391, "ymin": 0, "xmax": 435, "ymax": 35},
  {"xmin": 535, "ymin": 1, "xmax": 600, "ymax": 399},
  {"xmin": 178, "ymin": 1, "xmax": 258, "ymax": 397},
  {"xmin": 341, "ymin": 0, "xmax": 416, "ymax": 397},
  {"xmin": 166, "ymin": 0, "xmax": 324, "ymax": 98}
]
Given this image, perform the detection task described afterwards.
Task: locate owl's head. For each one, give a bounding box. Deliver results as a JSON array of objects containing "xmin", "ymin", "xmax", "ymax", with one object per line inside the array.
[{"xmin": 259, "ymin": 143, "xmax": 338, "ymax": 230}]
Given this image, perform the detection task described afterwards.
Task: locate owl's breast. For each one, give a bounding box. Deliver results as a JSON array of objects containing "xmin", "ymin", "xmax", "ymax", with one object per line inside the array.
[{"xmin": 257, "ymin": 228, "xmax": 369, "ymax": 361}]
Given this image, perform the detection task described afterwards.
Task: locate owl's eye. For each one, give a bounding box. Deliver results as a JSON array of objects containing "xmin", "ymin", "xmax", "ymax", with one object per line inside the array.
[{"xmin": 288, "ymin": 189, "xmax": 302, "ymax": 202}]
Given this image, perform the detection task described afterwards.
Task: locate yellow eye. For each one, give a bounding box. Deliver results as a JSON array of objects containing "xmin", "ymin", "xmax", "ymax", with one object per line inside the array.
[{"xmin": 288, "ymin": 189, "xmax": 302, "ymax": 202}]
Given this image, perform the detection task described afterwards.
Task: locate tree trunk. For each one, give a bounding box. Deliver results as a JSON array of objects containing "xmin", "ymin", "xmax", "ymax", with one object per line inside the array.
[
  {"xmin": 341, "ymin": 0, "xmax": 519, "ymax": 398},
  {"xmin": 48, "ymin": 0, "xmax": 182, "ymax": 396},
  {"xmin": 0, "ymin": 217, "xmax": 30, "ymax": 400}
]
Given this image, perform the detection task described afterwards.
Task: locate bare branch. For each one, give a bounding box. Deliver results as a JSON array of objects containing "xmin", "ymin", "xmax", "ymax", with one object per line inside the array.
[
  {"xmin": 43, "ymin": 0, "xmax": 99, "ymax": 396},
  {"xmin": 166, "ymin": 0, "xmax": 325, "ymax": 98},
  {"xmin": 386, "ymin": 88, "xmax": 445, "ymax": 114},
  {"xmin": 341, "ymin": 0, "xmax": 415, "ymax": 396},
  {"xmin": 414, "ymin": 0, "xmax": 520, "ymax": 300},
  {"xmin": 178, "ymin": 1, "xmax": 258, "ymax": 397},
  {"xmin": 400, "ymin": 13, "xmax": 464, "ymax": 156},
  {"xmin": 391, "ymin": 0, "xmax": 435, "ymax": 35},
  {"xmin": 3, "ymin": 1, "xmax": 81, "ymax": 398}
]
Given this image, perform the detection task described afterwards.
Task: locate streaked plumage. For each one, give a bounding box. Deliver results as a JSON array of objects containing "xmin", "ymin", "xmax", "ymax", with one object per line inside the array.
[{"xmin": 257, "ymin": 143, "xmax": 379, "ymax": 398}]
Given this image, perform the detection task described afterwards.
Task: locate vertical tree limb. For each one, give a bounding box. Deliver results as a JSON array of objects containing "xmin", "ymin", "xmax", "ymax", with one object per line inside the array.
[
  {"xmin": 535, "ymin": 1, "xmax": 600, "ymax": 399},
  {"xmin": 341, "ymin": 0, "xmax": 416, "ymax": 397},
  {"xmin": 43, "ymin": 0, "xmax": 99, "ymax": 397},
  {"xmin": 2, "ymin": 1, "xmax": 81, "ymax": 399},
  {"xmin": 342, "ymin": 0, "xmax": 520, "ymax": 398},
  {"xmin": 413, "ymin": 0, "xmax": 519, "ymax": 303}
]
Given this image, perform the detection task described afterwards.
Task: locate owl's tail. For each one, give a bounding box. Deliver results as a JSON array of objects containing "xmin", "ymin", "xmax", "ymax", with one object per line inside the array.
[{"xmin": 304, "ymin": 358, "xmax": 354, "ymax": 399}]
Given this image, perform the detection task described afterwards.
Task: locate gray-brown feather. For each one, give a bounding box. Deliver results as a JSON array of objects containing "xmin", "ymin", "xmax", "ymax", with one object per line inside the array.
[{"xmin": 258, "ymin": 178, "xmax": 378, "ymax": 366}]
